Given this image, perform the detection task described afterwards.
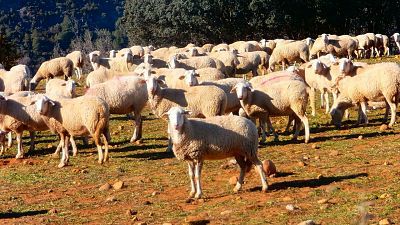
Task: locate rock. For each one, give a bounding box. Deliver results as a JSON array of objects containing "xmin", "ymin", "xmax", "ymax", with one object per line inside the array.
[
  {"xmin": 198, "ymin": 199, "xmax": 205, "ymax": 203},
  {"xmin": 311, "ymin": 144, "xmax": 319, "ymax": 149},
  {"xmin": 228, "ymin": 176, "xmax": 238, "ymax": 185},
  {"xmin": 136, "ymin": 222, "xmax": 147, "ymax": 225},
  {"xmin": 112, "ymin": 181, "xmax": 124, "ymax": 190},
  {"xmin": 297, "ymin": 161, "xmax": 306, "ymax": 167},
  {"xmin": 285, "ymin": 204, "xmax": 297, "ymax": 211},
  {"xmin": 135, "ymin": 140, "xmax": 143, "ymax": 144},
  {"xmin": 297, "ymin": 220, "xmax": 317, "ymax": 225},
  {"xmin": 99, "ymin": 183, "xmax": 111, "ymax": 191},
  {"xmin": 329, "ymin": 150, "xmax": 339, "ymax": 156},
  {"xmin": 80, "ymin": 169, "xmax": 88, "ymax": 174},
  {"xmin": 358, "ymin": 135, "xmax": 363, "ymax": 140},
  {"xmin": 106, "ymin": 196, "xmax": 116, "ymax": 202},
  {"xmin": 118, "ymin": 125, "xmax": 124, "ymax": 130},
  {"xmin": 220, "ymin": 210, "xmax": 232, "ymax": 215},
  {"xmin": 126, "ymin": 209, "xmax": 138, "ymax": 216},
  {"xmin": 48, "ymin": 189, "xmax": 53, "ymax": 193},
  {"xmin": 317, "ymin": 198, "xmax": 328, "ymax": 204},
  {"xmin": 379, "ymin": 218, "xmax": 393, "ymax": 225},
  {"xmin": 48, "ymin": 208, "xmax": 58, "ymax": 214},
  {"xmin": 47, "ymin": 144, "xmax": 53, "ymax": 149},
  {"xmin": 262, "ymin": 160, "xmax": 277, "ymax": 176},
  {"xmin": 143, "ymin": 200, "xmax": 151, "ymax": 205},
  {"xmin": 380, "ymin": 124, "xmax": 389, "ymax": 131},
  {"xmin": 151, "ymin": 191, "xmax": 159, "ymax": 196},
  {"xmin": 303, "ymin": 156, "xmax": 310, "ymax": 160}
]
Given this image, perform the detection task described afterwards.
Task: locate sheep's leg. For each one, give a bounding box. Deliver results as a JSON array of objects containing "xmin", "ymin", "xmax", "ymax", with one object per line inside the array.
[
  {"xmin": 360, "ymin": 102, "xmax": 368, "ymax": 125},
  {"xmin": 300, "ymin": 116, "xmax": 310, "ymax": 143},
  {"xmin": 252, "ymin": 158, "xmax": 268, "ymax": 192},
  {"xmin": 187, "ymin": 161, "xmax": 196, "ymax": 198},
  {"xmin": 194, "ymin": 160, "xmax": 203, "ymax": 199},
  {"xmin": 259, "ymin": 118, "xmax": 267, "ymax": 144},
  {"xmin": 266, "ymin": 117, "xmax": 278, "ymax": 141},
  {"xmin": 59, "ymin": 135, "xmax": 70, "ymax": 168},
  {"xmin": 387, "ymin": 100, "xmax": 397, "ymax": 128},
  {"xmin": 94, "ymin": 132, "xmax": 104, "ymax": 164},
  {"xmin": 28, "ymin": 131, "xmax": 35, "ymax": 152},
  {"xmin": 7, "ymin": 132, "xmax": 12, "ymax": 148},
  {"xmin": 251, "ymin": 68, "xmax": 258, "ymax": 77},
  {"xmin": 102, "ymin": 132, "xmax": 109, "ymax": 163},
  {"xmin": 284, "ymin": 115, "xmax": 295, "ymax": 134},
  {"xmin": 54, "ymin": 140, "xmax": 62, "ymax": 157},
  {"xmin": 233, "ymin": 156, "xmax": 246, "ymax": 193},
  {"xmin": 384, "ymin": 101, "xmax": 390, "ymax": 122},
  {"xmin": 356, "ymin": 104, "xmax": 362, "ymax": 125},
  {"xmin": 324, "ymin": 92, "xmax": 330, "ymax": 114},
  {"xmin": 320, "ymin": 92, "xmax": 325, "ymax": 109},
  {"xmin": 344, "ymin": 109, "xmax": 350, "ymax": 120},
  {"xmin": 15, "ymin": 133, "xmax": 24, "ymax": 159},
  {"xmin": 130, "ymin": 112, "xmax": 142, "ymax": 143},
  {"xmin": 292, "ymin": 117, "xmax": 301, "ymax": 141},
  {"xmin": 70, "ymin": 136, "xmax": 78, "ymax": 157},
  {"xmin": 82, "ymin": 136, "xmax": 89, "ymax": 146},
  {"xmin": 309, "ymin": 88, "xmax": 316, "ymax": 116}
]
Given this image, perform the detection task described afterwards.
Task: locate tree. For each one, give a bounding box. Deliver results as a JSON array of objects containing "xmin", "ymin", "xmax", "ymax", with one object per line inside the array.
[{"xmin": 0, "ymin": 30, "xmax": 20, "ymax": 69}]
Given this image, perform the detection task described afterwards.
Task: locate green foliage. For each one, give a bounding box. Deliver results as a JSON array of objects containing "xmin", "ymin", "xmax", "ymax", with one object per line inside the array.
[{"xmin": 0, "ymin": 31, "xmax": 20, "ymax": 69}]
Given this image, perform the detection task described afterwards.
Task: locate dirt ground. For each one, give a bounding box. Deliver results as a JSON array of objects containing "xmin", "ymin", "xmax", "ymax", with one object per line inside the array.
[{"xmin": 1, "ymin": 57, "xmax": 400, "ymax": 224}]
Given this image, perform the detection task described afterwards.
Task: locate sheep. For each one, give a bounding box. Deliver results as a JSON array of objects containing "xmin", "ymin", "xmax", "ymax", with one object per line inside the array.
[
  {"xmin": 85, "ymin": 67, "xmax": 122, "ymax": 88},
  {"xmin": 46, "ymin": 78, "xmax": 76, "ymax": 98},
  {"xmin": 85, "ymin": 76, "xmax": 148, "ymax": 143},
  {"xmin": 89, "ymin": 51, "xmax": 135, "ymax": 72},
  {"xmin": 151, "ymin": 47, "xmax": 177, "ymax": 61},
  {"xmin": 168, "ymin": 55, "xmax": 225, "ymax": 73},
  {"xmin": 151, "ymin": 67, "xmax": 225, "ymax": 86},
  {"xmin": 263, "ymin": 40, "xmax": 277, "ymax": 55},
  {"xmin": 211, "ymin": 43, "xmax": 230, "ymax": 52},
  {"xmin": 375, "ymin": 34, "xmax": 390, "ymax": 56},
  {"xmin": 236, "ymin": 51, "xmax": 262, "ymax": 77},
  {"xmin": 130, "ymin": 45, "xmax": 145, "ymax": 58},
  {"xmin": 35, "ymin": 95, "xmax": 110, "ymax": 167},
  {"xmin": 330, "ymin": 62, "xmax": 400, "ymax": 128},
  {"xmin": 116, "ymin": 48, "xmax": 132, "ymax": 58},
  {"xmin": 229, "ymin": 41, "xmax": 259, "ymax": 53},
  {"xmin": 201, "ymin": 43, "xmax": 214, "ymax": 53},
  {"xmin": 145, "ymin": 75, "xmax": 227, "ymax": 119},
  {"xmin": 392, "ymin": 33, "xmax": 400, "ymax": 54},
  {"xmin": 166, "ymin": 107, "xmax": 268, "ymax": 199},
  {"xmin": 355, "ymin": 34, "xmax": 372, "ymax": 58},
  {"xmin": 143, "ymin": 54, "xmax": 168, "ymax": 69},
  {"xmin": 143, "ymin": 45, "xmax": 155, "ymax": 55},
  {"xmin": 310, "ymin": 35, "xmax": 357, "ymax": 59},
  {"xmin": 30, "ymin": 57, "xmax": 74, "ymax": 91},
  {"xmin": 66, "ymin": 50, "xmax": 84, "ymax": 79},
  {"xmin": 109, "ymin": 50, "xmax": 117, "ymax": 58},
  {"xmin": 1, "ymin": 64, "xmax": 31, "ymax": 95},
  {"xmin": 207, "ymin": 51, "xmax": 240, "ymax": 77},
  {"xmin": 268, "ymin": 40, "xmax": 310, "ymax": 71},
  {"xmin": 232, "ymin": 74, "xmax": 310, "ymax": 144},
  {"xmin": 364, "ymin": 33, "xmax": 377, "ymax": 57}
]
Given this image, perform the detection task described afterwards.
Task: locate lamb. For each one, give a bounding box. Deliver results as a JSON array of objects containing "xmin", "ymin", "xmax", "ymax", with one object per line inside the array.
[
  {"xmin": 268, "ymin": 40, "xmax": 310, "ymax": 71},
  {"xmin": 35, "ymin": 95, "xmax": 110, "ymax": 167},
  {"xmin": 30, "ymin": 57, "xmax": 74, "ymax": 91},
  {"xmin": 232, "ymin": 74, "xmax": 310, "ymax": 144},
  {"xmin": 392, "ymin": 33, "xmax": 400, "ymax": 54},
  {"xmin": 330, "ymin": 62, "xmax": 400, "ymax": 128},
  {"xmin": 166, "ymin": 107, "xmax": 268, "ymax": 199},
  {"xmin": 66, "ymin": 51, "xmax": 84, "ymax": 79},
  {"xmin": 145, "ymin": 75, "xmax": 227, "ymax": 119},
  {"xmin": 46, "ymin": 78, "xmax": 76, "ymax": 98},
  {"xmin": 310, "ymin": 35, "xmax": 357, "ymax": 59},
  {"xmin": 89, "ymin": 51, "xmax": 135, "ymax": 72},
  {"xmin": 207, "ymin": 51, "xmax": 240, "ymax": 77},
  {"xmin": 85, "ymin": 76, "xmax": 148, "ymax": 143}
]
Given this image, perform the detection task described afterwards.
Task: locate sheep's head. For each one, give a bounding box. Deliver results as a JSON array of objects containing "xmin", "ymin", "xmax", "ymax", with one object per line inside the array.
[
  {"xmin": 392, "ymin": 33, "xmax": 400, "ymax": 42},
  {"xmin": 339, "ymin": 58, "xmax": 352, "ymax": 75},
  {"xmin": 188, "ymin": 48, "xmax": 199, "ymax": 57},
  {"xmin": 311, "ymin": 60, "xmax": 327, "ymax": 75},
  {"xmin": 65, "ymin": 80, "xmax": 76, "ymax": 97},
  {"xmin": 321, "ymin": 33, "xmax": 329, "ymax": 45},
  {"xmin": 305, "ymin": 37, "xmax": 315, "ymax": 48},
  {"xmin": 109, "ymin": 50, "xmax": 116, "ymax": 58},
  {"xmin": 231, "ymin": 81, "xmax": 253, "ymax": 100},
  {"xmin": 89, "ymin": 51, "xmax": 100, "ymax": 63},
  {"xmin": 179, "ymin": 70, "xmax": 199, "ymax": 87},
  {"xmin": 260, "ymin": 39, "xmax": 267, "ymax": 48},
  {"xmin": 144, "ymin": 54, "xmax": 153, "ymax": 64},
  {"xmin": 35, "ymin": 95, "xmax": 55, "ymax": 115},
  {"xmin": 167, "ymin": 107, "xmax": 191, "ymax": 132},
  {"xmin": 330, "ymin": 95, "xmax": 352, "ymax": 129},
  {"xmin": 168, "ymin": 55, "xmax": 178, "ymax": 69},
  {"xmin": 145, "ymin": 75, "xmax": 164, "ymax": 96}
]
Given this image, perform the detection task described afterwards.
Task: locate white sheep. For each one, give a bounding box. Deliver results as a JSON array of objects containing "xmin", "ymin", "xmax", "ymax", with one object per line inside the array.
[
  {"xmin": 35, "ymin": 95, "xmax": 110, "ymax": 167},
  {"xmin": 232, "ymin": 73, "xmax": 310, "ymax": 143},
  {"xmin": 310, "ymin": 35, "xmax": 357, "ymax": 59},
  {"xmin": 0, "ymin": 64, "xmax": 31, "ymax": 95},
  {"xmin": 66, "ymin": 50, "xmax": 84, "ymax": 79},
  {"xmin": 168, "ymin": 55, "xmax": 225, "ymax": 73},
  {"xmin": 85, "ymin": 76, "xmax": 148, "ymax": 143},
  {"xmin": 30, "ymin": 57, "xmax": 74, "ymax": 91},
  {"xmin": 201, "ymin": 43, "xmax": 214, "ymax": 53},
  {"xmin": 116, "ymin": 48, "xmax": 133, "ymax": 58},
  {"xmin": 375, "ymin": 34, "xmax": 390, "ymax": 56},
  {"xmin": 46, "ymin": 78, "xmax": 76, "ymax": 98},
  {"xmin": 109, "ymin": 50, "xmax": 117, "ymax": 58},
  {"xmin": 392, "ymin": 33, "xmax": 400, "ymax": 54},
  {"xmin": 330, "ymin": 62, "xmax": 400, "ymax": 128},
  {"xmin": 211, "ymin": 43, "xmax": 230, "ymax": 52},
  {"xmin": 236, "ymin": 51, "xmax": 262, "ymax": 77},
  {"xmin": 150, "ymin": 67, "xmax": 225, "ymax": 86},
  {"xmin": 268, "ymin": 40, "xmax": 310, "ymax": 71},
  {"xmin": 89, "ymin": 51, "xmax": 135, "ymax": 72},
  {"xmin": 143, "ymin": 45, "xmax": 155, "ymax": 55},
  {"xmin": 207, "ymin": 51, "xmax": 240, "ymax": 77},
  {"xmin": 166, "ymin": 107, "xmax": 268, "ymax": 199},
  {"xmin": 130, "ymin": 46, "xmax": 145, "ymax": 58}
]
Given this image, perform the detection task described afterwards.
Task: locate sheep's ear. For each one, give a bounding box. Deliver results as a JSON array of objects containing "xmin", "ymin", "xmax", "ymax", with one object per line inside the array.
[
  {"xmin": 306, "ymin": 64, "xmax": 312, "ymax": 68},
  {"xmin": 161, "ymin": 113, "xmax": 169, "ymax": 120},
  {"xmin": 178, "ymin": 75, "xmax": 185, "ymax": 80},
  {"xmin": 49, "ymin": 100, "xmax": 56, "ymax": 106},
  {"xmin": 156, "ymin": 79, "xmax": 166, "ymax": 85}
]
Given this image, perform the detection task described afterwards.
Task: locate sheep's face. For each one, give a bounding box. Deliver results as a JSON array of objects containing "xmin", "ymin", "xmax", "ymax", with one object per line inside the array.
[
  {"xmin": 321, "ymin": 33, "xmax": 329, "ymax": 45},
  {"xmin": 35, "ymin": 96, "xmax": 53, "ymax": 115},
  {"xmin": 260, "ymin": 39, "xmax": 266, "ymax": 48},
  {"xmin": 144, "ymin": 54, "xmax": 153, "ymax": 64},
  {"xmin": 189, "ymin": 48, "xmax": 198, "ymax": 57},
  {"xmin": 167, "ymin": 107, "xmax": 190, "ymax": 132},
  {"xmin": 339, "ymin": 58, "xmax": 352, "ymax": 74},
  {"xmin": 145, "ymin": 76, "xmax": 164, "ymax": 95},
  {"xmin": 305, "ymin": 37, "xmax": 314, "ymax": 47},
  {"xmin": 66, "ymin": 80, "xmax": 76, "ymax": 97},
  {"xmin": 312, "ymin": 60, "xmax": 325, "ymax": 74},
  {"xmin": 232, "ymin": 82, "xmax": 252, "ymax": 101},
  {"xmin": 181, "ymin": 70, "xmax": 199, "ymax": 87},
  {"xmin": 168, "ymin": 56, "xmax": 177, "ymax": 69}
]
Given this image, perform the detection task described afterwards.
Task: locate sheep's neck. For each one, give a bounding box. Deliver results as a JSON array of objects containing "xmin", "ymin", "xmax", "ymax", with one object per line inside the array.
[
  {"xmin": 170, "ymin": 119, "xmax": 193, "ymax": 160},
  {"xmin": 148, "ymin": 87, "xmax": 173, "ymax": 118}
]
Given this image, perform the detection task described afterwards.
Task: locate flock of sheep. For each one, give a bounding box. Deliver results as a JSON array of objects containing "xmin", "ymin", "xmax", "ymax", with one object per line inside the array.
[{"xmin": 1, "ymin": 31, "xmax": 400, "ymax": 199}]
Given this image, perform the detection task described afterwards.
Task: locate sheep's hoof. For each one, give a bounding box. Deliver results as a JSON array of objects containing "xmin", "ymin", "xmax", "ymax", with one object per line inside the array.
[
  {"xmin": 304, "ymin": 139, "xmax": 309, "ymax": 144},
  {"xmin": 58, "ymin": 162, "xmax": 67, "ymax": 168},
  {"xmin": 103, "ymin": 157, "xmax": 109, "ymax": 163},
  {"xmin": 98, "ymin": 160, "xmax": 104, "ymax": 165},
  {"xmin": 72, "ymin": 152, "xmax": 78, "ymax": 157},
  {"xmin": 15, "ymin": 154, "xmax": 24, "ymax": 159},
  {"xmin": 188, "ymin": 191, "xmax": 195, "ymax": 198},
  {"xmin": 194, "ymin": 193, "xmax": 202, "ymax": 199},
  {"xmin": 262, "ymin": 186, "xmax": 269, "ymax": 193}
]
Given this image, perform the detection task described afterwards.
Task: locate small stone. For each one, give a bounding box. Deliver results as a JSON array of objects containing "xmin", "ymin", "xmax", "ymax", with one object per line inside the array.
[
  {"xmin": 72, "ymin": 168, "xmax": 80, "ymax": 173},
  {"xmin": 285, "ymin": 204, "xmax": 297, "ymax": 211},
  {"xmin": 118, "ymin": 125, "xmax": 125, "ymax": 130},
  {"xmin": 303, "ymin": 156, "xmax": 310, "ymax": 160},
  {"xmin": 314, "ymin": 156, "xmax": 320, "ymax": 160},
  {"xmin": 384, "ymin": 161, "xmax": 393, "ymax": 166},
  {"xmin": 151, "ymin": 191, "xmax": 159, "ymax": 196},
  {"xmin": 198, "ymin": 199, "xmax": 205, "ymax": 203},
  {"xmin": 143, "ymin": 200, "xmax": 151, "ymax": 205},
  {"xmin": 380, "ymin": 124, "xmax": 389, "ymax": 131},
  {"xmin": 311, "ymin": 144, "xmax": 319, "ymax": 149},
  {"xmin": 262, "ymin": 160, "xmax": 277, "ymax": 176},
  {"xmin": 379, "ymin": 218, "xmax": 393, "ymax": 225},
  {"xmin": 106, "ymin": 196, "xmax": 116, "ymax": 202},
  {"xmin": 48, "ymin": 208, "xmax": 58, "ymax": 214},
  {"xmin": 48, "ymin": 189, "xmax": 53, "ymax": 193},
  {"xmin": 317, "ymin": 198, "xmax": 328, "ymax": 204},
  {"xmin": 228, "ymin": 176, "xmax": 238, "ymax": 185},
  {"xmin": 148, "ymin": 212, "xmax": 154, "ymax": 216},
  {"xmin": 329, "ymin": 150, "xmax": 339, "ymax": 156},
  {"xmin": 298, "ymin": 161, "xmax": 306, "ymax": 167},
  {"xmin": 80, "ymin": 169, "xmax": 88, "ymax": 174},
  {"xmin": 47, "ymin": 144, "xmax": 53, "ymax": 148},
  {"xmin": 99, "ymin": 183, "xmax": 111, "ymax": 191},
  {"xmin": 358, "ymin": 135, "xmax": 363, "ymax": 140},
  {"xmin": 126, "ymin": 209, "xmax": 138, "ymax": 216},
  {"xmin": 297, "ymin": 220, "xmax": 317, "ymax": 225},
  {"xmin": 112, "ymin": 181, "xmax": 124, "ymax": 190},
  {"xmin": 220, "ymin": 210, "xmax": 232, "ymax": 215},
  {"xmin": 135, "ymin": 140, "xmax": 143, "ymax": 144},
  {"xmin": 136, "ymin": 222, "xmax": 147, "ymax": 225}
]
